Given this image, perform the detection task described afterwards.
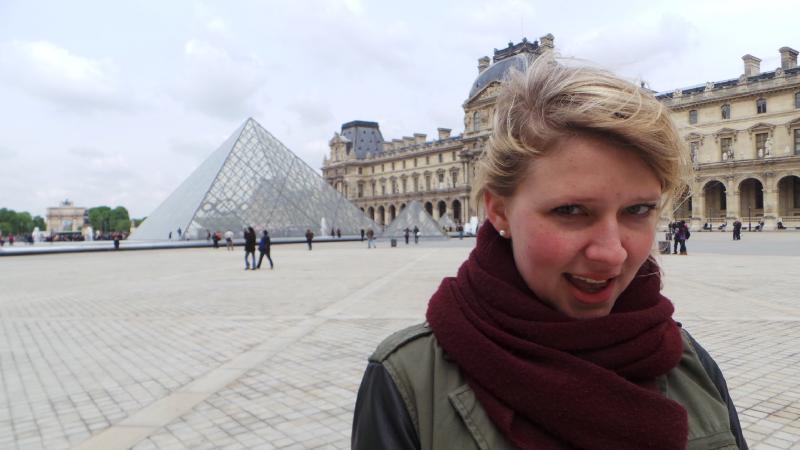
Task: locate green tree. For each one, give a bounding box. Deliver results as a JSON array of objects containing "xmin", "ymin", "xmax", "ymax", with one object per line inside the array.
[
  {"xmin": 88, "ymin": 206, "xmax": 112, "ymax": 232},
  {"xmin": 0, "ymin": 208, "xmax": 41, "ymax": 234},
  {"xmin": 88, "ymin": 206, "xmax": 132, "ymax": 232},
  {"xmin": 33, "ymin": 216, "xmax": 46, "ymax": 231}
]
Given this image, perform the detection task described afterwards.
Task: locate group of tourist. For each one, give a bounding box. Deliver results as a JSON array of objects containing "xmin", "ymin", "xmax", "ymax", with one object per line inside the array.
[
  {"xmin": 242, "ymin": 227, "xmax": 273, "ymax": 270},
  {"xmin": 667, "ymin": 220, "xmax": 691, "ymax": 255}
]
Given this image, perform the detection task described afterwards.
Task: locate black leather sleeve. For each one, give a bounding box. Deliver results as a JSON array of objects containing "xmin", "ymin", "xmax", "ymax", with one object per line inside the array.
[
  {"xmin": 685, "ymin": 332, "xmax": 749, "ymax": 450},
  {"xmin": 352, "ymin": 362, "xmax": 420, "ymax": 450}
]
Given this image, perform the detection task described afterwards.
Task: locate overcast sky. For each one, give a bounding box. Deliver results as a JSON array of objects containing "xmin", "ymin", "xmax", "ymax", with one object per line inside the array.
[{"xmin": 0, "ymin": 0, "xmax": 797, "ymax": 218}]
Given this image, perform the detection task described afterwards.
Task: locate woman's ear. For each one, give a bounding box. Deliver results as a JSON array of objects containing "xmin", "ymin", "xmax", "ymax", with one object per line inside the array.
[{"xmin": 484, "ymin": 191, "xmax": 510, "ymax": 236}]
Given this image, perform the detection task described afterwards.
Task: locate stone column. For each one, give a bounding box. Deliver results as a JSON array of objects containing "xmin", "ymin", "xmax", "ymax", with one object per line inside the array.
[
  {"xmin": 691, "ymin": 188, "xmax": 705, "ymax": 231},
  {"xmin": 762, "ymin": 172, "xmax": 778, "ymax": 230},
  {"xmin": 724, "ymin": 176, "xmax": 736, "ymax": 228}
]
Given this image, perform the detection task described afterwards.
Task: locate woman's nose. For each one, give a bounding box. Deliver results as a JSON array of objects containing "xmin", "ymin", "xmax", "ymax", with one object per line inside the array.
[{"xmin": 584, "ymin": 220, "xmax": 628, "ymax": 266}]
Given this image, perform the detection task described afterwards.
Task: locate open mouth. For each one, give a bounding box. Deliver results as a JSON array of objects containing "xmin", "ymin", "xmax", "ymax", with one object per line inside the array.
[{"xmin": 564, "ymin": 274, "xmax": 613, "ymax": 294}]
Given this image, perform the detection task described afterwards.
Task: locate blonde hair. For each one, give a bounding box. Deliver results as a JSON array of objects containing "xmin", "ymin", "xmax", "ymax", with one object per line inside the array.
[{"xmin": 474, "ymin": 54, "xmax": 690, "ymax": 206}]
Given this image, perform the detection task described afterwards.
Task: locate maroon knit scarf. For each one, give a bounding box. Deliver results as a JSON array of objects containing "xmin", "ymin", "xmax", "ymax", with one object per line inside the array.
[{"xmin": 426, "ymin": 223, "xmax": 687, "ymax": 449}]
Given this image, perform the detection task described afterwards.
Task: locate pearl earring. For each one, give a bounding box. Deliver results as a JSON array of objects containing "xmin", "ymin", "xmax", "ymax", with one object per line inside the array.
[{"xmin": 499, "ymin": 230, "xmax": 507, "ymax": 237}]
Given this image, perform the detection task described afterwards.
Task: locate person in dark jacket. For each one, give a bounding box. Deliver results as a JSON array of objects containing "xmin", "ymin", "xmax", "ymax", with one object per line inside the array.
[
  {"xmin": 243, "ymin": 226, "xmax": 256, "ymax": 270},
  {"xmin": 257, "ymin": 230, "xmax": 273, "ymax": 269},
  {"xmin": 353, "ymin": 57, "xmax": 746, "ymax": 450},
  {"xmin": 305, "ymin": 229, "xmax": 314, "ymax": 250}
]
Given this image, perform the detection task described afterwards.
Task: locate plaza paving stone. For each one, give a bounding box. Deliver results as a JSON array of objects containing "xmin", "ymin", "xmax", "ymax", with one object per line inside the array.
[{"xmin": 0, "ymin": 232, "xmax": 799, "ymax": 449}]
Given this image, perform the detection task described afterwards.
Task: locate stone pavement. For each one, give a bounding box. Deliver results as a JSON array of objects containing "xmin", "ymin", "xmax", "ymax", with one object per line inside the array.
[{"xmin": 0, "ymin": 233, "xmax": 798, "ymax": 449}]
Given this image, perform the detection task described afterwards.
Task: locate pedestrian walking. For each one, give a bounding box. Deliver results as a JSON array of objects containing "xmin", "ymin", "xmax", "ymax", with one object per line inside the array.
[
  {"xmin": 243, "ymin": 226, "xmax": 256, "ymax": 270},
  {"xmin": 337, "ymin": 228, "xmax": 341, "ymax": 238},
  {"xmin": 367, "ymin": 228, "xmax": 376, "ymax": 249},
  {"xmin": 212, "ymin": 231, "xmax": 220, "ymax": 248},
  {"xmin": 306, "ymin": 229, "xmax": 314, "ymax": 250},
  {"xmin": 257, "ymin": 230, "xmax": 273, "ymax": 269},
  {"xmin": 673, "ymin": 220, "xmax": 689, "ymax": 255},
  {"xmin": 360, "ymin": 229, "xmax": 365, "ymax": 241},
  {"xmin": 413, "ymin": 225, "xmax": 419, "ymax": 244},
  {"xmin": 403, "ymin": 227, "xmax": 410, "ymax": 245},
  {"xmin": 733, "ymin": 219, "xmax": 742, "ymax": 240},
  {"xmin": 224, "ymin": 229, "xmax": 234, "ymax": 251}
]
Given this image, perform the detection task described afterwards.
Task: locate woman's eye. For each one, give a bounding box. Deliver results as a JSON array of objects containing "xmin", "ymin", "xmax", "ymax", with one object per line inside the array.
[
  {"xmin": 625, "ymin": 204, "xmax": 656, "ymax": 216},
  {"xmin": 553, "ymin": 205, "xmax": 584, "ymax": 216}
]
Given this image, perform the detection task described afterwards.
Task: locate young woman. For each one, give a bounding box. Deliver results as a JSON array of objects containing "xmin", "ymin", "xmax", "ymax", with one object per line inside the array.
[{"xmin": 352, "ymin": 56, "xmax": 746, "ymax": 450}]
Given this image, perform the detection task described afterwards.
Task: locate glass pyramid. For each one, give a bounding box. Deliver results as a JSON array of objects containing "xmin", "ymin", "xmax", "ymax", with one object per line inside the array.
[
  {"xmin": 131, "ymin": 118, "xmax": 377, "ymax": 240},
  {"xmin": 380, "ymin": 200, "xmax": 447, "ymax": 239}
]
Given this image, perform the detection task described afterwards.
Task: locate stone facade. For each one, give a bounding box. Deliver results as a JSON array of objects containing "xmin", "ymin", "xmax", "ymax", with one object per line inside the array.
[
  {"xmin": 323, "ymin": 39, "xmax": 800, "ymax": 231},
  {"xmin": 322, "ymin": 36, "xmax": 555, "ymax": 226},
  {"xmin": 46, "ymin": 199, "xmax": 88, "ymax": 235},
  {"xmin": 658, "ymin": 46, "xmax": 800, "ymax": 231}
]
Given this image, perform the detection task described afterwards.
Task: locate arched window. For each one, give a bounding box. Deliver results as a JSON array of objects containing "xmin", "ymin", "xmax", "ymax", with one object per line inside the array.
[
  {"xmin": 472, "ymin": 111, "xmax": 480, "ymax": 131},
  {"xmin": 721, "ymin": 104, "xmax": 731, "ymax": 120},
  {"xmin": 756, "ymin": 98, "xmax": 767, "ymax": 114}
]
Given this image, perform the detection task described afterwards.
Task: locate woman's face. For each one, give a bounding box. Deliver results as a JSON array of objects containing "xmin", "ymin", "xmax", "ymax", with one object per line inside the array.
[{"xmin": 485, "ymin": 135, "xmax": 662, "ymax": 319}]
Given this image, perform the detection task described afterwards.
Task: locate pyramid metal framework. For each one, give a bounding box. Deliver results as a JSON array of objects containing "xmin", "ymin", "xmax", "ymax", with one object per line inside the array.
[
  {"xmin": 380, "ymin": 200, "xmax": 447, "ymax": 239},
  {"xmin": 131, "ymin": 118, "xmax": 376, "ymax": 240},
  {"xmin": 437, "ymin": 213, "xmax": 457, "ymax": 230}
]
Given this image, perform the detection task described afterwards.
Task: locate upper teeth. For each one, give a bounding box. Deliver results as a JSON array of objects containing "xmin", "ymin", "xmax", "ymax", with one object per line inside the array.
[{"xmin": 572, "ymin": 275, "xmax": 607, "ymax": 284}]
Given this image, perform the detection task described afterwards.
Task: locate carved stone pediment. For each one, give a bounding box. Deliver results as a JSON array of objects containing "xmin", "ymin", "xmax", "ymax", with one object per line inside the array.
[
  {"xmin": 785, "ymin": 117, "xmax": 800, "ymax": 131},
  {"xmin": 713, "ymin": 128, "xmax": 738, "ymax": 142},
  {"xmin": 685, "ymin": 132, "xmax": 704, "ymax": 144},
  {"xmin": 747, "ymin": 122, "xmax": 775, "ymax": 137}
]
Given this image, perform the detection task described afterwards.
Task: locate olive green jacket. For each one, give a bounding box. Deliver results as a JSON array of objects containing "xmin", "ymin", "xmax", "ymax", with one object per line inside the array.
[{"xmin": 353, "ymin": 323, "xmax": 745, "ymax": 450}]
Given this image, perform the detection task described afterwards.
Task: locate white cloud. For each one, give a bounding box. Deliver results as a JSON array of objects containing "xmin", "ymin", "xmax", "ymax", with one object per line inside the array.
[
  {"xmin": 171, "ymin": 38, "xmax": 268, "ymax": 119},
  {"xmin": 0, "ymin": 40, "xmax": 133, "ymax": 112},
  {"xmin": 0, "ymin": 146, "xmax": 17, "ymax": 160}
]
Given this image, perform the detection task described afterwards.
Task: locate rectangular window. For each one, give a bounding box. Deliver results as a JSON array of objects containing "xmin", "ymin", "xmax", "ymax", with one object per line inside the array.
[
  {"xmin": 425, "ymin": 175, "xmax": 431, "ymax": 191},
  {"xmin": 721, "ymin": 104, "xmax": 730, "ymax": 120},
  {"xmin": 414, "ymin": 158, "xmax": 418, "ymax": 168},
  {"xmin": 381, "ymin": 164, "xmax": 385, "ymax": 172},
  {"xmin": 795, "ymin": 92, "xmax": 800, "ymax": 109},
  {"xmin": 689, "ymin": 110, "xmax": 698, "ymax": 124},
  {"xmin": 371, "ymin": 166, "xmax": 375, "ymax": 174},
  {"xmin": 402, "ymin": 178, "xmax": 407, "ymax": 192},
  {"xmin": 795, "ymin": 129, "xmax": 800, "ymax": 155},
  {"xmin": 402, "ymin": 160, "xmax": 406, "ymax": 169},
  {"xmin": 357, "ymin": 184, "xmax": 363, "ymax": 198},
  {"xmin": 358, "ymin": 167, "xmax": 362, "ymax": 175},
  {"xmin": 756, "ymin": 98, "xmax": 767, "ymax": 114},
  {"xmin": 720, "ymin": 137, "xmax": 732, "ymax": 160},
  {"xmin": 452, "ymin": 151, "xmax": 456, "ymax": 161},
  {"xmin": 426, "ymin": 156, "xmax": 430, "ymax": 165},
  {"xmin": 438, "ymin": 173, "xmax": 444, "ymax": 183},
  {"xmin": 381, "ymin": 185, "xmax": 386, "ymax": 195},
  {"xmin": 413, "ymin": 177, "xmax": 419, "ymax": 192},
  {"xmin": 391, "ymin": 162, "xmax": 395, "ymax": 170},
  {"xmin": 755, "ymin": 133, "xmax": 768, "ymax": 158}
]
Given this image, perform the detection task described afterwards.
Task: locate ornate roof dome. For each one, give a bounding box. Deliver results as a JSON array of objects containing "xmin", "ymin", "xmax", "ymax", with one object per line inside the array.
[
  {"xmin": 468, "ymin": 53, "xmax": 530, "ymax": 100},
  {"xmin": 467, "ymin": 35, "xmax": 553, "ymax": 101}
]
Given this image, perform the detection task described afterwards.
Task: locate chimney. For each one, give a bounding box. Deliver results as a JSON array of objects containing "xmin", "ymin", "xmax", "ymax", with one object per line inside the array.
[
  {"xmin": 414, "ymin": 133, "xmax": 426, "ymax": 145},
  {"xmin": 539, "ymin": 33, "xmax": 555, "ymax": 50},
  {"xmin": 779, "ymin": 46, "xmax": 798, "ymax": 70},
  {"xmin": 478, "ymin": 56, "xmax": 490, "ymax": 73},
  {"xmin": 742, "ymin": 54, "xmax": 761, "ymax": 77},
  {"xmin": 437, "ymin": 127, "xmax": 451, "ymax": 140},
  {"xmin": 403, "ymin": 136, "xmax": 414, "ymax": 147}
]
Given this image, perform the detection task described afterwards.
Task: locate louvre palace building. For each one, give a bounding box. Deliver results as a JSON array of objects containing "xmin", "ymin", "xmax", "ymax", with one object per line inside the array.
[{"xmin": 322, "ymin": 35, "xmax": 800, "ymax": 231}]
